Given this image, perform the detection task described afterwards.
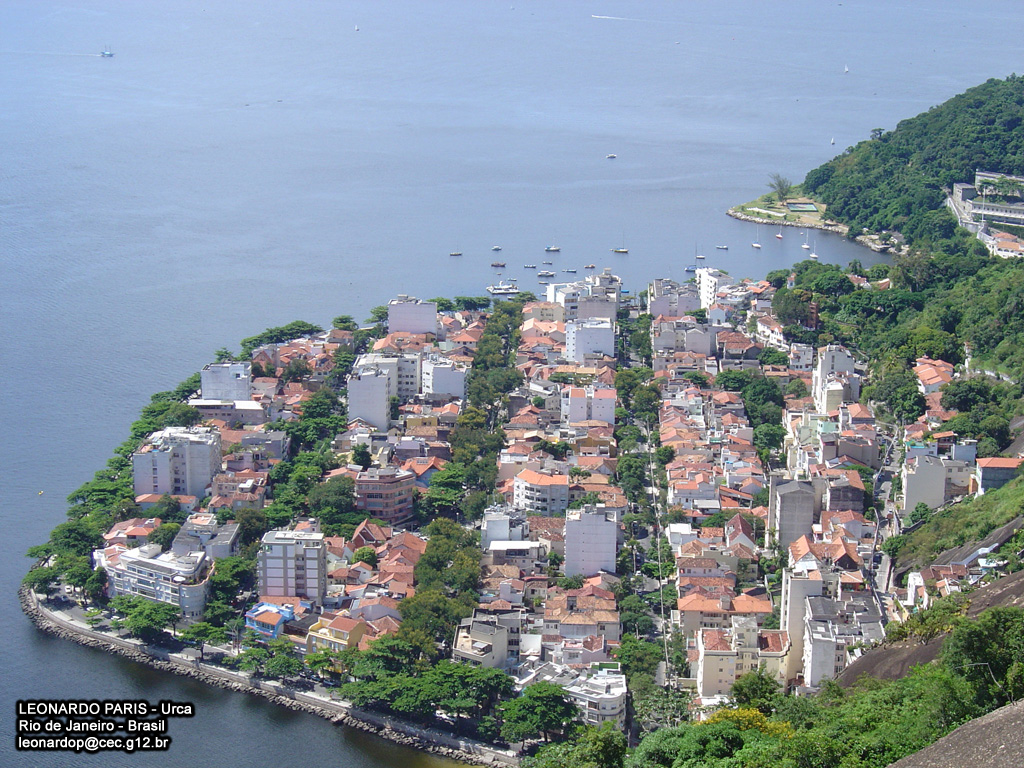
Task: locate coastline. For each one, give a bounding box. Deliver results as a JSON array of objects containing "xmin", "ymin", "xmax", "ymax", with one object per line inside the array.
[
  {"xmin": 726, "ymin": 207, "xmax": 898, "ymax": 254},
  {"xmin": 19, "ymin": 585, "xmax": 517, "ymax": 767}
]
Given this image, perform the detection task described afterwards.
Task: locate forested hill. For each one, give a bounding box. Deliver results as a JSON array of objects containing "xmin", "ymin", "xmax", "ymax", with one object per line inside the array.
[{"xmin": 803, "ymin": 74, "xmax": 1024, "ymax": 241}]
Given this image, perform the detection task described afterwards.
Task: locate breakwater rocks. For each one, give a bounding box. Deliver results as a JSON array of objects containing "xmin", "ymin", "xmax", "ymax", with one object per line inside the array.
[
  {"xmin": 727, "ymin": 208, "xmax": 899, "ymax": 254},
  {"xmin": 19, "ymin": 586, "xmax": 517, "ymax": 766}
]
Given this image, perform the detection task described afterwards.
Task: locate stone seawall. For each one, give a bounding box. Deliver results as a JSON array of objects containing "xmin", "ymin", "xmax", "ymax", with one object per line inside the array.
[
  {"xmin": 727, "ymin": 208, "xmax": 897, "ymax": 253},
  {"xmin": 19, "ymin": 586, "xmax": 518, "ymax": 767}
]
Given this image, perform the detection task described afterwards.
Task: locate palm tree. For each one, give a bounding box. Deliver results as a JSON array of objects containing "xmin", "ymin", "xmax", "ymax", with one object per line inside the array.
[{"xmin": 767, "ymin": 173, "xmax": 793, "ymax": 205}]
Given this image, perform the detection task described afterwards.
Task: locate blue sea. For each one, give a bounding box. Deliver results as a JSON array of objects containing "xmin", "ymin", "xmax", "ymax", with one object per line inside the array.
[{"xmin": 2, "ymin": 1, "xmax": 1022, "ymax": 765}]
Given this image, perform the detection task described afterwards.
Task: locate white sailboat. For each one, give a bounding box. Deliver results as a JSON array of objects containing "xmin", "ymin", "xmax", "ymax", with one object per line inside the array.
[
  {"xmin": 751, "ymin": 225, "xmax": 762, "ymax": 249},
  {"xmin": 801, "ymin": 232, "xmax": 810, "ymax": 250},
  {"xmin": 776, "ymin": 227, "xmax": 783, "ymax": 239},
  {"xmin": 809, "ymin": 240, "xmax": 819, "ymax": 260}
]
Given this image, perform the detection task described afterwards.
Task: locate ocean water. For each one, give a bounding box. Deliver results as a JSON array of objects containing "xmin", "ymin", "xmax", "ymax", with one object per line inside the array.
[{"xmin": 2, "ymin": 1, "xmax": 1022, "ymax": 765}]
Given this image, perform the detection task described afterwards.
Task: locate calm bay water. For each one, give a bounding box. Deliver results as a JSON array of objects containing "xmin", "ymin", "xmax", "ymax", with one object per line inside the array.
[{"xmin": 3, "ymin": 1, "xmax": 1022, "ymax": 764}]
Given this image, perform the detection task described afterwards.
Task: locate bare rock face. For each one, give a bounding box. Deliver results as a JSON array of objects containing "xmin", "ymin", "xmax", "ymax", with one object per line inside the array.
[{"xmin": 888, "ymin": 699, "xmax": 1024, "ymax": 768}]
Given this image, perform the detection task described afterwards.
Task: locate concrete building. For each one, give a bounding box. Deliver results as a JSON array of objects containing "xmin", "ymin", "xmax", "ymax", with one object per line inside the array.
[
  {"xmin": 779, "ymin": 568, "xmax": 825, "ymax": 683},
  {"xmin": 257, "ymin": 530, "xmax": 327, "ymax": 604},
  {"xmin": 976, "ymin": 457, "xmax": 1024, "ymax": 496},
  {"xmin": 355, "ymin": 466, "xmax": 416, "ymax": 525},
  {"xmin": 200, "ymin": 361, "xmax": 252, "ymax": 401},
  {"xmin": 565, "ymin": 318, "xmax": 615, "ymax": 363},
  {"xmin": 513, "ymin": 469, "xmax": 571, "ymax": 516},
  {"xmin": 563, "ymin": 507, "xmax": 618, "ymax": 577},
  {"xmin": 452, "ymin": 610, "xmax": 525, "ymax": 669},
  {"xmin": 355, "ymin": 353, "xmax": 422, "ymax": 400},
  {"xmin": 696, "ymin": 268, "xmax": 734, "ymax": 310},
  {"xmin": 812, "ymin": 345, "xmax": 860, "ymax": 413},
  {"xmin": 347, "ymin": 365, "xmax": 393, "ymax": 430},
  {"xmin": 561, "ymin": 384, "xmax": 616, "ymax": 426},
  {"xmin": 563, "ymin": 668, "xmax": 628, "ymax": 727},
  {"xmin": 421, "ymin": 354, "xmax": 468, "ymax": 400},
  {"xmin": 648, "ymin": 278, "xmax": 701, "ymax": 318},
  {"xmin": 387, "ymin": 295, "xmax": 438, "ymax": 335},
  {"xmin": 171, "ymin": 512, "xmax": 240, "ymax": 560},
  {"xmin": 187, "ymin": 398, "xmax": 268, "ymax": 426},
  {"xmin": 96, "ymin": 543, "xmax": 211, "ymax": 621},
  {"xmin": 902, "ymin": 454, "xmax": 974, "ymax": 513},
  {"xmin": 767, "ymin": 477, "xmax": 815, "ymax": 551},
  {"xmin": 696, "ymin": 615, "xmax": 790, "ymax": 698},
  {"xmin": 132, "ymin": 427, "xmax": 222, "ymax": 500},
  {"xmin": 802, "ymin": 595, "xmax": 884, "ymax": 688}
]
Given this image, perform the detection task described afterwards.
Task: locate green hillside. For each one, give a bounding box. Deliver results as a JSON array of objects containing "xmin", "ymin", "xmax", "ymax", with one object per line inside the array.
[{"xmin": 803, "ymin": 74, "xmax": 1024, "ymax": 242}]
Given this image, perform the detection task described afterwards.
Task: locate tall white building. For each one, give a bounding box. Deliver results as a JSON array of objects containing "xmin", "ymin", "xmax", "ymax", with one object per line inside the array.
[
  {"xmin": 812, "ymin": 345, "xmax": 860, "ymax": 413},
  {"xmin": 132, "ymin": 427, "xmax": 222, "ymax": 499},
  {"xmin": 564, "ymin": 507, "xmax": 618, "ymax": 577},
  {"xmin": 257, "ymin": 530, "xmax": 327, "ymax": 604},
  {"xmin": 200, "ymin": 361, "xmax": 252, "ymax": 401},
  {"xmin": 96, "ymin": 543, "xmax": 211, "ymax": 621},
  {"xmin": 767, "ymin": 477, "xmax": 815, "ymax": 551},
  {"xmin": 561, "ymin": 384, "xmax": 616, "ymax": 425},
  {"xmin": 387, "ymin": 295, "xmax": 438, "ymax": 335},
  {"xmin": 421, "ymin": 354, "xmax": 468, "ymax": 400},
  {"xmin": 696, "ymin": 268, "xmax": 734, "ymax": 310},
  {"xmin": 347, "ymin": 365, "xmax": 393, "ymax": 430},
  {"xmin": 355, "ymin": 353, "xmax": 422, "ymax": 399},
  {"xmin": 565, "ymin": 318, "xmax": 615, "ymax": 363}
]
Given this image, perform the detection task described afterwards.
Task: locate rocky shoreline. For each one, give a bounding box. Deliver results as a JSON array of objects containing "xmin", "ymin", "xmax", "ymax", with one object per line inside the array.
[
  {"xmin": 19, "ymin": 585, "xmax": 517, "ymax": 767},
  {"xmin": 726, "ymin": 207, "xmax": 897, "ymax": 253}
]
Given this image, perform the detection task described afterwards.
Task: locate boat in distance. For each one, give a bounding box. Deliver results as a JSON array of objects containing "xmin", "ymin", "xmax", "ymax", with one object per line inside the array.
[
  {"xmin": 487, "ymin": 280, "xmax": 520, "ymax": 295},
  {"xmin": 716, "ymin": 245, "xmax": 728, "ymax": 250},
  {"xmin": 544, "ymin": 246, "xmax": 560, "ymax": 252},
  {"xmin": 584, "ymin": 264, "xmax": 596, "ymax": 269},
  {"xmin": 612, "ymin": 248, "xmax": 628, "ymax": 254},
  {"xmin": 492, "ymin": 245, "xmax": 502, "ymax": 251},
  {"xmin": 606, "ymin": 154, "xmax": 616, "ymax": 159},
  {"xmin": 537, "ymin": 270, "xmax": 555, "ymax": 277},
  {"xmin": 563, "ymin": 268, "xmax": 577, "ymax": 273},
  {"xmin": 684, "ymin": 265, "xmax": 697, "ymax": 272},
  {"xmin": 100, "ymin": 47, "xmax": 114, "ymax": 57},
  {"xmin": 524, "ymin": 264, "xmax": 536, "ymax": 268},
  {"xmin": 542, "ymin": 260, "xmax": 553, "ymax": 264},
  {"xmin": 490, "ymin": 261, "xmax": 506, "ymax": 267},
  {"xmin": 449, "ymin": 251, "xmax": 462, "ymax": 256}
]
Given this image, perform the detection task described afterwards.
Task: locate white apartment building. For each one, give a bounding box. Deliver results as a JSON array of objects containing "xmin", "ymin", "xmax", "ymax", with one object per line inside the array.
[
  {"xmin": 767, "ymin": 477, "xmax": 816, "ymax": 551},
  {"xmin": 696, "ymin": 268, "xmax": 734, "ymax": 310},
  {"xmin": 563, "ymin": 668, "xmax": 628, "ymax": 727},
  {"xmin": 902, "ymin": 454, "xmax": 975, "ymax": 513},
  {"xmin": 421, "ymin": 354, "xmax": 468, "ymax": 400},
  {"xmin": 513, "ymin": 469, "xmax": 570, "ymax": 516},
  {"xmin": 563, "ymin": 507, "xmax": 617, "ymax": 577},
  {"xmin": 200, "ymin": 361, "xmax": 252, "ymax": 401},
  {"xmin": 387, "ymin": 295, "xmax": 438, "ymax": 335},
  {"xmin": 347, "ymin": 365, "xmax": 393, "ymax": 430},
  {"xmin": 96, "ymin": 543, "xmax": 212, "ymax": 621},
  {"xmin": 257, "ymin": 530, "xmax": 327, "ymax": 604},
  {"xmin": 565, "ymin": 318, "xmax": 615, "ymax": 363},
  {"xmin": 132, "ymin": 427, "xmax": 222, "ymax": 500},
  {"xmin": 561, "ymin": 384, "xmax": 616, "ymax": 425},
  {"xmin": 812, "ymin": 345, "xmax": 860, "ymax": 413},
  {"xmin": 647, "ymin": 278, "xmax": 701, "ymax": 318},
  {"xmin": 695, "ymin": 616, "xmax": 790, "ymax": 698},
  {"xmin": 355, "ymin": 353, "xmax": 422, "ymax": 399}
]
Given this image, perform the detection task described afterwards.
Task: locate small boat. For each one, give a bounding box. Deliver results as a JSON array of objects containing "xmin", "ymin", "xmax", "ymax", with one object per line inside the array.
[
  {"xmin": 584, "ymin": 264, "xmax": 596, "ymax": 269},
  {"xmin": 684, "ymin": 265, "xmax": 697, "ymax": 273},
  {"xmin": 524, "ymin": 264, "xmax": 536, "ymax": 269},
  {"xmin": 694, "ymin": 243, "xmax": 705, "ymax": 260},
  {"xmin": 751, "ymin": 242, "xmax": 762, "ymax": 249},
  {"xmin": 537, "ymin": 270, "xmax": 555, "ymax": 277},
  {"xmin": 809, "ymin": 240, "xmax": 819, "ymax": 259},
  {"xmin": 542, "ymin": 260, "xmax": 553, "ymax": 265},
  {"xmin": 487, "ymin": 280, "xmax": 520, "ymax": 296},
  {"xmin": 776, "ymin": 227, "xmax": 784, "ymax": 239},
  {"xmin": 606, "ymin": 154, "xmax": 616, "ymax": 159},
  {"xmin": 752, "ymin": 225, "xmax": 762, "ymax": 249},
  {"xmin": 715, "ymin": 245, "xmax": 728, "ymax": 250},
  {"xmin": 696, "ymin": 252, "xmax": 705, "ymax": 260},
  {"xmin": 100, "ymin": 47, "xmax": 114, "ymax": 57},
  {"xmin": 612, "ymin": 248, "xmax": 628, "ymax": 254},
  {"xmin": 844, "ymin": 64, "xmax": 849, "ymax": 73},
  {"xmin": 449, "ymin": 251, "xmax": 462, "ymax": 257},
  {"xmin": 492, "ymin": 245, "xmax": 502, "ymax": 251},
  {"xmin": 355, "ymin": 25, "xmax": 359, "ymax": 32},
  {"xmin": 831, "ymin": 137, "xmax": 835, "ymax": 145},
  {"xmin": 538, "ymin": 281, "xmax": 549, "ymax": 285},
  {"xmin": 563, "ymin": 268, "xmax": 577, "ymax": 273},
  {"xmin": 544, "ymin": 246, "xmax": 560, "ymax": 252},
  {"xmin": 801, "ymin": 232, "xmax": 810, "ymax": 249},
  {"xmin": 490, "ymin": 261, "xmax": 506, "ymax": 268}
]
